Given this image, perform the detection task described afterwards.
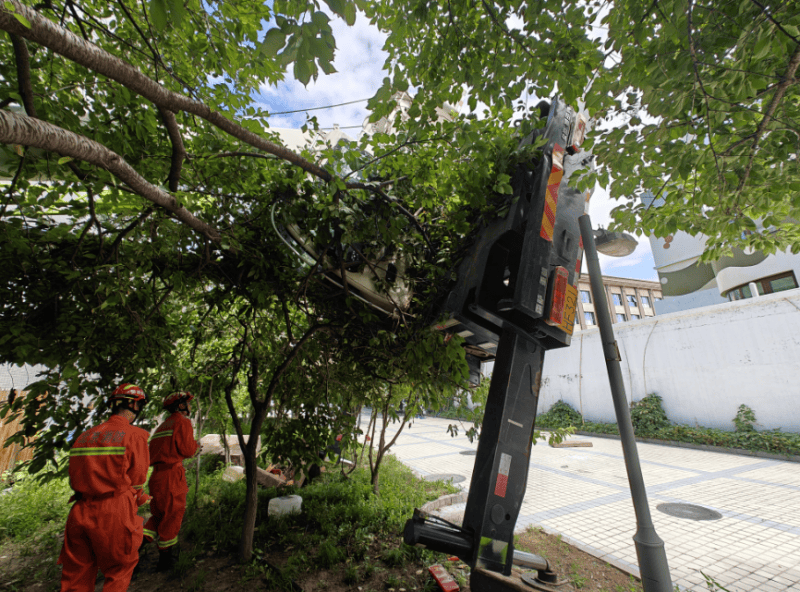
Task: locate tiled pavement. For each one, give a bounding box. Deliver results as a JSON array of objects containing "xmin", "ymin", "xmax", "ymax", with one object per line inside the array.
[{"xmin": 373, "ymin": 413, "xmax": 800, "ymax": 591}]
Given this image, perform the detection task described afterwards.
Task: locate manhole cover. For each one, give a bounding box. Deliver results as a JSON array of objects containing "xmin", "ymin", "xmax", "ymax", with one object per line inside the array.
[
  {"xmin": 656, "ymin": 503, "xmax": 722, "ymax": 521},
  {"xmin": 459, "ymin": 450, "xmax": 477, "ymax": 456},
  {"xmin": 424, "ymin": 473, "xmax": 466, "ymax": 484}
]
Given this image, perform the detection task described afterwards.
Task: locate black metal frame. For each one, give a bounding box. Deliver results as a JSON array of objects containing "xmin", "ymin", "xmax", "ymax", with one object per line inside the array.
[{"xmin": 404, "ymin": 97, "xmax": 590, "ymax": 583}]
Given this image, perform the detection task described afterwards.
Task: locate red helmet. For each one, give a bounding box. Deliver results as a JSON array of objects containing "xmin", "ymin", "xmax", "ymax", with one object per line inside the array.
[
  {"xmin": 110, "ymin": 383, "xmax": 147, "ymax": 403},
  {"xmin": 163, "ymin": 391, "xmax": 194, "ymax": 409}
]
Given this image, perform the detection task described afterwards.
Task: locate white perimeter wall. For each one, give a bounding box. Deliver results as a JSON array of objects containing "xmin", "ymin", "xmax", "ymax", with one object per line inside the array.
[{"xmin": 539, "ymin": 288, "xmax": 800, "ymax": 433}]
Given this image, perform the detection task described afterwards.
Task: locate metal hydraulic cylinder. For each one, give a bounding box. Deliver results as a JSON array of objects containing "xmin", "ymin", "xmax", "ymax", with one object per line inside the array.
[{"xmin": 461, "ymin": 326, "xmax": 545, "ymax": 575}]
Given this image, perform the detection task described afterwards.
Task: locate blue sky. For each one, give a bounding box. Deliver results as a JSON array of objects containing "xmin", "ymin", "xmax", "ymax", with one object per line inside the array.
[{"xmin": 252, "ymin": 12, "xmax": 659, "ymax": 282}]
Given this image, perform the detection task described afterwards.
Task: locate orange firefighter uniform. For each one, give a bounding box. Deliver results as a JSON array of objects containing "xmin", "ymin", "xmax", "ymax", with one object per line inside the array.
[
  {"xmin": 143, "ymin": 411, "xmax": 198, "ymax": 550},
  {"xmin": 58, "ymin": 414, "xmax": 150, "ymax": 592}
]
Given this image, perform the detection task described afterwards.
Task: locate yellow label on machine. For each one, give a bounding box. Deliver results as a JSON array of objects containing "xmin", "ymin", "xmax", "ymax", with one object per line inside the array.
[{"xmin": 558, "ymin": 284, "xmax": 578, "ymax": 335}]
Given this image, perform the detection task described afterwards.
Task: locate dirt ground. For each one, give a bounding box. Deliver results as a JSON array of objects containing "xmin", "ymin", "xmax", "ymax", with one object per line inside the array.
[
  {"xmin": 1, "ymin": 526, "xmax": 642, "ymax": 592},
  {"xmin": 515, "ymin": 527, "xmax": 643, "ymax": 592}
]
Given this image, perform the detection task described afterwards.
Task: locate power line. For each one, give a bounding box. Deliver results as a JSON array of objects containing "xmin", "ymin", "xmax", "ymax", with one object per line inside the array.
[
  {"xmin": 268, "ymin": 98, "xmax": 369, "ymax": 116},
  {"xmin": 320, "ymin": 125, "xmax": 363, "ymax": 130}
]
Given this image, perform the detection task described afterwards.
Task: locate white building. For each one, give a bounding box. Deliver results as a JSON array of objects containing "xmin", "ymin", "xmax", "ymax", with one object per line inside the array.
[{"xmin": 641, "ymin": 193, "xmax": 800, "ymax": 314}]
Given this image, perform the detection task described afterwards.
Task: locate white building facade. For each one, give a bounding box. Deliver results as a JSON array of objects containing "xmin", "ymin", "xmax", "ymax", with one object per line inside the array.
[{"xmin": 641, "ymin": 194, "xmax": 800, "ymax": 314}]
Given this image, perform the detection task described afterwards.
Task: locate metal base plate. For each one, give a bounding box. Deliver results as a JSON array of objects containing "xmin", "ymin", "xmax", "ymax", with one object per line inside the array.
[
  {"xmin": 471, "ymin": 568, "xmax": 574, "ymax": 592},
  {"xmin": 520, "ymin": 573, "xmax": 572, "ymax": 591}
]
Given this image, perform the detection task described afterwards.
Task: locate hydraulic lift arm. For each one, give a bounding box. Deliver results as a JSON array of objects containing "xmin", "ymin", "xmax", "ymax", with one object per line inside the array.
[{"xmin": 403, "ymin": 97, "xmax": 591, "ymax": 588}]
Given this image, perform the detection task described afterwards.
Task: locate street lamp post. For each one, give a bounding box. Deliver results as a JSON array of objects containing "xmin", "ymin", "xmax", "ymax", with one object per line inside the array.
[{"xmin": 578, "ymin": 214, "xmax": 674, "ymax": 592}]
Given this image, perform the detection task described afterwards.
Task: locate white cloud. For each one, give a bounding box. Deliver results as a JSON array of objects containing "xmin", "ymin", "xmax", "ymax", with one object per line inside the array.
[
  {"xmin": 256, "ymin": 13, "xmax": 387, "ymax": 130},
  {"xmin": 587, "ymin": 184, "xmax": 657, "ymax": 281}
]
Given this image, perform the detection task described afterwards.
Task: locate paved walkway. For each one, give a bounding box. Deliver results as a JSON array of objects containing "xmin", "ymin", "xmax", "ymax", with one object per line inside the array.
[{"xmin": 375, "ymin": 413, "xmax": 800, "ymax": 592}]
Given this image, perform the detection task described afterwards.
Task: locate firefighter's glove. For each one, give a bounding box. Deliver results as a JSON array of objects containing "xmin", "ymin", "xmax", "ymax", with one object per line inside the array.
[{"xmin": 134, "ymin": 489, "xmax": 152, "ymax": 506}]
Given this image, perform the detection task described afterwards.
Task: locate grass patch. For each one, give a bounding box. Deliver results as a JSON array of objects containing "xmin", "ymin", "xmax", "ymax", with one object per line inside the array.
[
  {"xmin": 0, "ymin": 470, "xmax": 72, "ymax": 542},
  {"xmin": 2, "ymin": 453, "xmax": 456, "ymax": 591},
  {"xmin": 178, "ymin": 453, "xmax": 456, "ymax": 587}
]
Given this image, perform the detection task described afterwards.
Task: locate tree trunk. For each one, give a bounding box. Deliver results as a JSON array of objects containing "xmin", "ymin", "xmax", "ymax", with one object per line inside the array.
[
  {"xmin": 194, "ymin": 381, "xmax": 213, "ymax": 507},
  {"xmin": 221, "ymin": 422, "xmax": 231, "ymax": 465},
  {"xmin": 371, "ymin": 453, "xmax": 382, "ymax": 495},
  {"xmin": 369, "ymin": 391, "xmax": 414, "ymax": 495},
  {"xmin": 370, "ymin": 404, "xmax": 387, "ymax": 495},
  {"xmin": 239, "ymin": 448, "xmax": 259, "ymax": 562}
]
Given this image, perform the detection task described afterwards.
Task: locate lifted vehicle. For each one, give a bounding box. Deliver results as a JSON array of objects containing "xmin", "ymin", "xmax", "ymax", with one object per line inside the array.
[{"xmin": 275, "ymin": 96, "xmax": 595, "ymax": 590}]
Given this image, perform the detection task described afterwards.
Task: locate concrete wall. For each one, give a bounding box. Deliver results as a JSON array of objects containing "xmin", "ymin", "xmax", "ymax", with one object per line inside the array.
[
  {"xmin": 539, "ymin": 288, "xmax": 800, "ymax": 433},
  {"xmin": 654, "ymin": 287, "xmax": 728, "ymax": 315},
  {"xmin": 0, "ymin": 364, "xmax": 46, "ymax": 391}
]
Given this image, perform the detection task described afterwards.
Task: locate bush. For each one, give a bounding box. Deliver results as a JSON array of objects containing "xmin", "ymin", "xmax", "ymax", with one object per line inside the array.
[
  {"xmin": 629, "ymin": 394, "xmax": 670, "ymax": 436},
  {"xmin": 733, "ymin": 405, "xmax": 757, "ymax": 433},
  {"xmin": 0, "ymin": 470, "xmax": 72, "ymax": 542},
  {"xmin": 537, "ymin": 401, "xmax": 583, "ymax": 428},
  {"xmin": 570, "ymin": 399, "xmax": 799, "ymax": 457}
]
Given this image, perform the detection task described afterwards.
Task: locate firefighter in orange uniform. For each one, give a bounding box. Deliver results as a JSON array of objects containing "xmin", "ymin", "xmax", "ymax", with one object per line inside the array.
[
  {"xmin": 58, "ymin": 383, "xmax": 151, "ymax": 592},
  {"xmin": 142, "ymin": 391, "xmax": 199, "ymax": 571}
]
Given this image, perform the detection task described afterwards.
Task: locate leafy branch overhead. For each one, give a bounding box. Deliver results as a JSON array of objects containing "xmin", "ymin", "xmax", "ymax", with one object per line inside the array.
[
  {"xmin": 1, "ymin": 0, "xmax": 797, "ymax": 563},
  {"xmin": 363, "ymin": 0, "xmax": 800, "ymax": 257}
]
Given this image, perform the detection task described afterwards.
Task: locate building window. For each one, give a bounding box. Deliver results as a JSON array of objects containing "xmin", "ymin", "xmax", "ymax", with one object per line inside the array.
[
  {"xmin": 580, "ymin": 290, "xmax": 592, "ymax": 303},
  {"xmin": 631, "ymin": 314, "xmax": 641, "ymax": 320},
  {"xmin": 626, "ymin": 295, "xmax": 637, "ymax": 306},
  {"xmin": 616, "ymin": 313, "xmax": 626, "ymax": 322},
  {"xmin": 728, "ymin": 272, "xmax": 798, "ymax": 300},
  {"xmin": 612, "ymin": 293, "xmax": 622, "ymax": 306},
  {"xmin": 584, "ymin": 312, "xmax": 596, "ymax": 325},
  {"xmin": 768, "ymin": 272, "xmax": 798, "ymax": 293},
  {"xmin": 641, "ymin": 296, "xmax": 651, "ymax": 308}
]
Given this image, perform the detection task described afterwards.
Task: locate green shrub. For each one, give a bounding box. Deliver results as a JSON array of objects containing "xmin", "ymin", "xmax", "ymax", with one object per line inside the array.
[
  {"xmin": 0, "ymin": 470, "xmax": 72, "ymax": 542},
  {"xmin": 537, "ymin": 401, "xmax": 583, "ymax": 428},
  {"xmin": 343, "ymin": 563, "xmax": 360, "ymax": 584},
  {"xmin": 580, "ymin": 421, "xmax": 619, "ymax": 435},
  {"xmin": 572, "ymin": 402, "xmax": 799, "ymax": 457},
  {"xmin": 733, "ymin": 405, "xmax": 757, "ymax": 433},
  {"xmin": 315, "ymin": 540, "xmax": 345, "ymax": 568},
  {"xmin": 381, "ymin": 547, "xmax": 406, "ymax": 567},
  {"xmin": 629, "ymin": 394, "xmax": 670, "ymax": 436}
]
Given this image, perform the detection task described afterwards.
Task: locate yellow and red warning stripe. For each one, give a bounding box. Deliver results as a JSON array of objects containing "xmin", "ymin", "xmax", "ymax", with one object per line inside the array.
[{"xmin": 540, "ymin": 144, "xmax": 565, "ymax": 242}]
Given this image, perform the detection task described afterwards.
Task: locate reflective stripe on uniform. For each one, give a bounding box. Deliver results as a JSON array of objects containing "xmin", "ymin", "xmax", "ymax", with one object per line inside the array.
[
  {"xmin": 157, "ymin": 536, "xmax": 178, "ymax": 549},
  {"xmin": 149, "ymin": 430, "xmax": 173, "ymax": 442},
  {"xmin": 143, "ymin": 528, "xmax": 157, "ymax": 540},
  {"xmin": 70, "ymin": 447, "xmax": 126, "ymax": 456}
]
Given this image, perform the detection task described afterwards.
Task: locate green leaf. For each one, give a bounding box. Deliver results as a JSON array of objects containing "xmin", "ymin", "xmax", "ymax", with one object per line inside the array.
[
  {"xmin": 166, "ymin": 0, "xmax": 186, "ymax": 27},
  {"xmin": 12, "ymin": 12, "xmax": 31, "ymax": 28},
  {"xmin": 343, "ymin": 2, "xmax": 356, "ymax": 26},
  {"xmin": 294, "ymin": 60, "xmax": 313, "ymax": 86},
  {"xmin": 57, "ymin": 156, "xmax": 73, "ymax": 165},
  {"xmin": 323, "ymin": 0, "xmax": 346, "ymax": 19},
  {"xmin": 311, "ymin": 11, "xmax": 330, "ymax": 28},
  {"xmin": 262, "ymin": 28, "xmax": 287, "ymax": 55},
  {"xmin": 149, "ymin": 0, "xmax": 167, "ymax": 32},
  {"xmin": 753, "ymin": 36, "xmax": 771, "ymax": 60},
  {"xmin": 319, "ymin": 60, "xmax": 337, "ymax": 75}
]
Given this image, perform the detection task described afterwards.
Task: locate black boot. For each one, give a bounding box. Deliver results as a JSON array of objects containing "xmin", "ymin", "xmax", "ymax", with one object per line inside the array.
[{"xmin": 156, "ymin": 548, "xmax": 177, "ymax": 572}]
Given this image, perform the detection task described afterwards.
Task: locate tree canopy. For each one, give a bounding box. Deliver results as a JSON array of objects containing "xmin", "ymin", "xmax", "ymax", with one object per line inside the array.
[
  {"xmin": 2, "ymin": 0, "xmax": 797, "ymax": 561},
  {"xmin": 0, "ymin": 0, "xmax": 796, "ymax": 462},
  {"xmin": 364, "ymin": 0, "xmax": 800, "ymax": 257}
]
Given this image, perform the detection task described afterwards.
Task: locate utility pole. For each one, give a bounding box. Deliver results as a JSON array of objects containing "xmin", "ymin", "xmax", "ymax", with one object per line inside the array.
[{"xmin": 578, "ymin": 214, "xmax": 673, "ymax": 592}]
